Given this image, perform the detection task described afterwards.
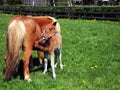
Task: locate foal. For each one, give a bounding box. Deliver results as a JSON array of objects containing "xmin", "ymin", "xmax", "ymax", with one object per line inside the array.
[{"xmin": 35, "ymin": 22, "xmax": 63, "ymax": 79}]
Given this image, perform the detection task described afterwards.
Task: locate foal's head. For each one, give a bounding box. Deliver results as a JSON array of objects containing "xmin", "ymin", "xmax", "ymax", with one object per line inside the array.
[{"xmin": 40, "ymin": 21, "xmax": 57, "ymax": 43}]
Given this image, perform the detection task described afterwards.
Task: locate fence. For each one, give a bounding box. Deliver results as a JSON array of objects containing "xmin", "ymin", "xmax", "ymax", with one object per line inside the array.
[{"xmin": 0, "ymin": 5, "xmax": 120, "ymax": 21}]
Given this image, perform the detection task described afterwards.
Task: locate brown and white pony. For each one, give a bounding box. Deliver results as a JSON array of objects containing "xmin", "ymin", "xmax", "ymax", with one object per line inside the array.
[
  {"xmin": 3, "ymin": 15, "xmax": 59, "ymax": 82},
  {"xmin": 35, "ymin": 22, "xmax": 63, "ymax": 79}
]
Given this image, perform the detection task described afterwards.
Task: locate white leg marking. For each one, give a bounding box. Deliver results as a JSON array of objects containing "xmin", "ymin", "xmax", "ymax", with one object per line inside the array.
[
  {"xmin": 51, "ymin": 55, "xmax": 56, "ymax": 79},
  {"xmin": 54, "ymin": 63, "xmax": 58, "ymax": 68},
  {"xmin": 43, "ymin": 58, "xmax": 47, "ymax": 74},
  {"xmin": 24, "ymin": 75, "xmax": 32, "ymax": 82},
  {"xmin": 59, "ymin": 52, "xmax": 63, "ymax": 69}
]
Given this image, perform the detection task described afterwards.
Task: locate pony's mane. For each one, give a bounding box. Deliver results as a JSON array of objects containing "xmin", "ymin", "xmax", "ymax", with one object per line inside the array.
[{"xmin": 47, "ymin": 16, "xmax": 57, "ymax": 23}]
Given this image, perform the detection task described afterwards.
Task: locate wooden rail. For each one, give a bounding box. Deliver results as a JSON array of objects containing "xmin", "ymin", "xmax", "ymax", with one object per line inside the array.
[{"xmin": 0, "ymin": 5, "xmax": 120, "ymax": 21}]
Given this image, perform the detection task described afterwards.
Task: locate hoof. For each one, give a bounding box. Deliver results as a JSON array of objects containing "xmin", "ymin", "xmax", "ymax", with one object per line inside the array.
[
  {"xmin": 43, "ymin": 69, "xmax": 47, "ymax": 74},
  {"xmin": 43, "ymin": 71, "xmax": 47, "ymax": 74},
  {"xmin": 54, "ymin": 63, "xmax": 57, "ymax": 68},
  {"xmin": 25, "ymin": 78, "xmax": 32, "ymax": 82},
  {"xmin": 24, "ymin": 75, "xmax": 32, "ymax": 82},
  {"xmin": 60, "ymin": 65, "xmax": 63, "ymax": 69},
  {"xmin": 52, "ymin": 74, "xmax": 56, "ymax": 79}
]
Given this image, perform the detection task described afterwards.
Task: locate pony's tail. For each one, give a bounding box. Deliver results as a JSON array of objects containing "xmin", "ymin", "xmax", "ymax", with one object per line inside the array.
[{"xmin": 4, "ymin": 20, "xmax": 26, "ymax": 80}]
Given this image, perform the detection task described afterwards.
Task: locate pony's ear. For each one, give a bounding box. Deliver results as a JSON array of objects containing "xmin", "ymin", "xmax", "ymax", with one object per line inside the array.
[{"xmin": 53, "ymin": 22, "xmax": 57, "ymax": 26}]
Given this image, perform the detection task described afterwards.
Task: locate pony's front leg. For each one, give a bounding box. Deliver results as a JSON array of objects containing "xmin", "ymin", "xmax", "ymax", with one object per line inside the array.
[
  {"xmin": 50, "ymin": 52, "xmax": 56, "ymax": 79},
  {"xmin": 23, "ymin": 50, "xmax": 32, "ymax": 82}
]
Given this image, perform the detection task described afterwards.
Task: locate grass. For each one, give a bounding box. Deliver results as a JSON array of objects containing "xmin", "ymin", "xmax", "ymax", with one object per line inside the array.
[{"xmin": 0, "ymin": 14, "xmax": 120, "ymax": 90}]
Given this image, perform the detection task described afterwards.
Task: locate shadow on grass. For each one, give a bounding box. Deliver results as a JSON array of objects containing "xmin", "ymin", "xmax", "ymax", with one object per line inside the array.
[
  {"xmin": 2, "ymin": 56, "xmax": 52, "ymax": 81},
  {"xmin": 10, "ymin": 57, "xmax": 50, "ymax": 80}
]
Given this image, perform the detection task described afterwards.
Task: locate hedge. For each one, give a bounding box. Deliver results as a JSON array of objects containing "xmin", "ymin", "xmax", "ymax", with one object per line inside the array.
[{"xmin": 0, "ymin": 5, "xmax": 120, "ymax": 20}]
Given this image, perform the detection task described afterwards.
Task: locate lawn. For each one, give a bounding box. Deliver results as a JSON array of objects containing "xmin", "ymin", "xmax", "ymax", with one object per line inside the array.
[{"xmin": 0, "ymin": 14, "xmax": 120, "ymax": 90}]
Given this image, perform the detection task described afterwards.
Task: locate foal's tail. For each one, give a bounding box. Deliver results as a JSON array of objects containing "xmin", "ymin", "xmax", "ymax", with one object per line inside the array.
[{"xmin": 4, "ymin": 20, "xmax": 26, "ymax": 80}]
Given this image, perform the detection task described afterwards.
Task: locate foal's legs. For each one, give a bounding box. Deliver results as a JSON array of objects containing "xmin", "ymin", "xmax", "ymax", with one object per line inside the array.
[
  {"xmin": 23, "ymin": 50, "xmax": 32, "ymax": 82},
  {"xmin": 54, "ymin": 49, "xmax": 63, "ymax": 69},
  {"xmin": 54, "ymin": 49, "xmax": 59, "ymax": 68},
  {"xmin": 43, "ymin": 51, "xmax": 48, "ymax": 74},
  {"xmin": 59, "ymin": 50, "xmax": 63, "ymax": 69},
  {"xmin": 50, "ymin": 52, "xmax": 56, "ymax": 79},
  {"xmin": 37, "ymin": 51, "xmax": 49, "ymax": 73}
]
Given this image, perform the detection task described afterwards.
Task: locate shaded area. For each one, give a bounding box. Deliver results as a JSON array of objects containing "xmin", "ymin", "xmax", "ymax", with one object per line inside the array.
[{"xmin": 3, "ymin": 57, "xmax": 51, "ymax": 80}]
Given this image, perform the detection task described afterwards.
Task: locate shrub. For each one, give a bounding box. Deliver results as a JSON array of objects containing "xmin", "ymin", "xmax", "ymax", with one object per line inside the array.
[
  {"xmin": 7, "ymin": 0, "xmax": 23, "ymax": 5},
  {"xmin": 0, "ymin": 0, "xmax": 3, "ymax": 5}
]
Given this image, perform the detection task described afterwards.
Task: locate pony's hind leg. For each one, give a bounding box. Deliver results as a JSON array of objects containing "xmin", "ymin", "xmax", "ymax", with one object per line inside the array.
[{"xmin": 23, "ymin": 50, "xmax": 32, "ymax": 82}]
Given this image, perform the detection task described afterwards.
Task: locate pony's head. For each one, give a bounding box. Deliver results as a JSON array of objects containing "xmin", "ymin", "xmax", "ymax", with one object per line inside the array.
[{"xmin": 39, "ymin": 21, "xmax": 57, "ymax": 44}]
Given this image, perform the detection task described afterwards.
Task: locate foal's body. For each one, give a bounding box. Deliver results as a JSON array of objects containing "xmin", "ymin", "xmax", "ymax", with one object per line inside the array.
[{"xmin": 35, "ymin": 32, "xmax": 63, "ymax": 78}]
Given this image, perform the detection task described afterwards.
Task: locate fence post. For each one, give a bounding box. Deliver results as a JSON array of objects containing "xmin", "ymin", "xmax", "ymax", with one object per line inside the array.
[
  {"xmin": 83, "ymin": 6, "xmax": 87, "ymax": 19},
  {"xmin": 67, "ymin": 6, "xmax": 71, "ymax": 18},
  {"xmin": 102, "ymin": 7, "xmax": 105, "ymax": 19},
  {"xmin": 52, "ymin": 6, "xmax": 56, "ymax": 17}
]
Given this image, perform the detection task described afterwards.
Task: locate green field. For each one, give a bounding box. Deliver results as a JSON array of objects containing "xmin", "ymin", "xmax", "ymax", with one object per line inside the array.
[{"xmin": 0, "ymin": 14, "xmax": 120, "ymax": 90}]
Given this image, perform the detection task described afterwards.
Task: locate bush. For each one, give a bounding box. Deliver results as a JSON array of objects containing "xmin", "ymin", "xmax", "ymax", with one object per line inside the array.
[
  {"xmin": 7, "ymin": 0, "xmax": 23, "ymax": 5},
  {"xmin": 0, "ymin": 5, "xmax": 119, "ymax": 20},
  {"xmin": 0, "ymin": 0, "xmax": 3, "ymax": 5}
]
